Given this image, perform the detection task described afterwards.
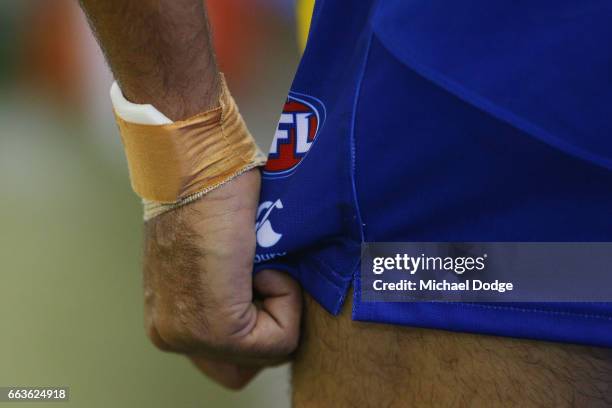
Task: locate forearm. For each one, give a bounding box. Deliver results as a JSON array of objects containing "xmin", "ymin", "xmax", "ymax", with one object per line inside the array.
[
  {"xmin": 79, "ymin": 0, "xmax": 220, "ymax": 120},
  {"xmin": 79, "ymin": 1, "xmax": 301, "ymax": 391},
  {"xmin": 80, "ymin": 0, "xmax": 266, "ymax": 214}
]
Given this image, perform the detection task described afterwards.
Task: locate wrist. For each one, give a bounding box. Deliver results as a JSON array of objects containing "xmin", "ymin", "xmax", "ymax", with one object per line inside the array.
[{"xmin": 111, "ymin": 75, "xmax": 266, "ymax": 220}]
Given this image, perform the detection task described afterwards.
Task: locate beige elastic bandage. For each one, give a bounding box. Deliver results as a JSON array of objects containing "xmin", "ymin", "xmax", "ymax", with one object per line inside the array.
[{"xmin": 113, "ymin": 77, "xmax": 267, "ymax": 220}]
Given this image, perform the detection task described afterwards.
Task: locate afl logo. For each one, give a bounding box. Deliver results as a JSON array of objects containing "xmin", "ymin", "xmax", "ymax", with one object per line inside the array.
[{"xmin": 263, "ymin": 92, "xmax": 326, "ymax": 179}]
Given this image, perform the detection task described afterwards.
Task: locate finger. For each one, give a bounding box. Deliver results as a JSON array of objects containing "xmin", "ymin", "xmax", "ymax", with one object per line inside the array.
[
  {"xmin": 238, "ymin": 269, "xmax": 302, "ymax": 358},
  {"xmin": 189, "ymin": 355, "xmax": 261, "ymax": 390}
]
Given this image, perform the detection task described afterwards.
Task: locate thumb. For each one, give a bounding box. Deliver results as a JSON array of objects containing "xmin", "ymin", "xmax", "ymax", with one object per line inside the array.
[{"xmin": 238, "ymin": 269, "xmax": 302, "ymax": 359}]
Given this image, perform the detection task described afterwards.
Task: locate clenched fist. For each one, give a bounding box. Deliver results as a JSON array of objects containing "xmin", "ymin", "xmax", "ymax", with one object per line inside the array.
[{"xmin": 142, "ymin": 169, "xmax": 302, "ymax": 389}]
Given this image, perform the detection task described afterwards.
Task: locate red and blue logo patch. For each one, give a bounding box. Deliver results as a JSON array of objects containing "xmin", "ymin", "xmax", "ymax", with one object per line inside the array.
[{"xmin": 263, "ymin": 92, "xmax": 326, "ymax": 179}]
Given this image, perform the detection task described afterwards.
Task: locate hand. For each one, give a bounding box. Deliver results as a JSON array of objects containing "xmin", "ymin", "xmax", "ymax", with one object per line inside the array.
[{"xmin": 142, "ymin": 169, "xmax": 302, "ymax": 389}]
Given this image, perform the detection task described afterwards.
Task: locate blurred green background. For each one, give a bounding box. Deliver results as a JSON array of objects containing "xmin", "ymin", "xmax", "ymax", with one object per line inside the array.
[{"xmin": 0, "ymin": 1, "xmax": 300, "ymax": 406}]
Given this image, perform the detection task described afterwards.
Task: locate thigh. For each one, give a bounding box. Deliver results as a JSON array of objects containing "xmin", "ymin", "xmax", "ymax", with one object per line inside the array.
[{"xmin": 291, "ymin": 291, "xmax": 612, "ymax": 407}]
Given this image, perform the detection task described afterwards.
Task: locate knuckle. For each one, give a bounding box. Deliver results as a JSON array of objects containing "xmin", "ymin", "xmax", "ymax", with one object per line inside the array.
[
  {"xmin": 145, "ymin": 322, "xmax": 173, "ymax": 352},
  {"xmin": 151, "ymin": 309, "xmax": 220, "ymax": 353},
  {"xmin": 156, "ymin": 317, "xmax": 192, "ymax": 349}
]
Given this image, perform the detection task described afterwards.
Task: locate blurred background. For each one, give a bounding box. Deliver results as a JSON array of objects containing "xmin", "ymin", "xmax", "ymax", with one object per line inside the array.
[{"xmin": 0, "ymin": 0, "xmax": 312, "ymax": 406}]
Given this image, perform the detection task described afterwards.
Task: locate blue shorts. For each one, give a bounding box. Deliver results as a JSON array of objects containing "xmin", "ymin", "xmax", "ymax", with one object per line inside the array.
[{"xmin": 255, "ymin": 0, "xmax": 612, "ymax": 347}]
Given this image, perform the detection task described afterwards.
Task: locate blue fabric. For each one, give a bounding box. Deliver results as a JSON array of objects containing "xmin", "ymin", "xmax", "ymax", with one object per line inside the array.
[
  {"xmin": 255, "ymin": 0, "xmax": 612, "ymax": 347},
  {"xmin": 373, "ymin": 0, "xmax": 612, "ymax": 170}
]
